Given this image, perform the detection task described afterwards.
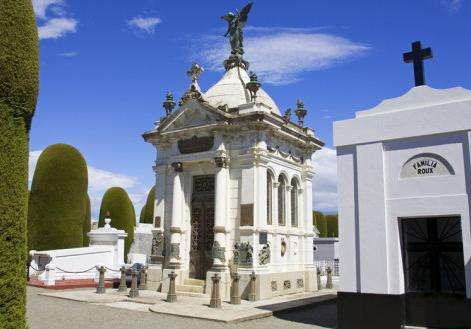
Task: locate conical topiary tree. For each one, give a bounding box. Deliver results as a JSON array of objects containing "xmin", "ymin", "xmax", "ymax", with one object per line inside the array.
[
  {"xmin": 83, "ymin": 194, "xmax": 91, "ymax": 246},
  {"xmin": 0, "ymin": 0, "xmax": 39, "ymax": 326},
  {"xmin": 326, "ymin": 214, "xmax": 339, "ymax": 237},
  {"xmin": 139, "ymin": 186, "xmax": 155, "ymax": 224},
  {"xmin": 313, "ymin": 211, "xmax": 327, "ymax": 237},
  {"xmin": 98, "ymin": 187, "xmax": 135, "ymax": 259},
  {"xmin": 28, "ymin": 144, "xmax": 88, "ymax": 251}
]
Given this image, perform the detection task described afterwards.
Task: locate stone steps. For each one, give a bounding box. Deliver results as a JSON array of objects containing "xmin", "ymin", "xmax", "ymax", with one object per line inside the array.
[{"xmin": 176, "ymin": 284, "xmax": 204, "ymax": 294}]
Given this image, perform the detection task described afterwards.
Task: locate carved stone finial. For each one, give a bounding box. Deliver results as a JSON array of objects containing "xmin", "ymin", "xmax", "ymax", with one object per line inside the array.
[
  {"xmin": 187, "ymin": 63, "xmax": 204, "ymax": 85},
  {"xmin": 246, "ymin": 71, "xmax": 261, "ymax": 102},
  {"xmin": 283, "ymin": 108, "xmax": 291, "ymax": 124},
  {"xmin": 171, "ymin": 162, "xmax": 183, "ymax": 172},
  {"xmin": 294, "ymin": 99, "xmax": 307, "ymax": 126},
  {"xmin": 163, "ymin": 92, "xmax": 176, "ymax": 116},
  {"xmin": 214, "ymin": 156, "xmax": 228, "ymax": 168}
]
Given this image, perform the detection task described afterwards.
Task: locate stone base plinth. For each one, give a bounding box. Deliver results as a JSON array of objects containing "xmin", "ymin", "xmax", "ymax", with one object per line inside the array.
[
  {"xmin": 147, "ymin": 264, "xmax": 163, "ymax": 291},
  {"xmin": 237, "ymin": 269, "xmax": 318, "ymax": 301}
]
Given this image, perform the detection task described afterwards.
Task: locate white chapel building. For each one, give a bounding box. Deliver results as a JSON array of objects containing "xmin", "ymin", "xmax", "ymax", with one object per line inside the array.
[
  {"xmin": 334, "ymin": 81, "xmax": 471, "ymax": 328},
  {"xmin": 142, "ymin": 54, "xmax": 324, "ymax": 299}
]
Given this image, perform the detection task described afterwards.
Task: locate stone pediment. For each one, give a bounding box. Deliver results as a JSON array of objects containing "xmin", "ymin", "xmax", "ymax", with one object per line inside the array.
[{"xmin": 158, "ymin": 101, "xmax": 228, "ymax": 133}]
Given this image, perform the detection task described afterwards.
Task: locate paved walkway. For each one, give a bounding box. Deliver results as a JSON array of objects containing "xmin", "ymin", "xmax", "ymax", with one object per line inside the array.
[{"xmin": 27, "ymin": 287, "xmax": 338, "ymax": 329}]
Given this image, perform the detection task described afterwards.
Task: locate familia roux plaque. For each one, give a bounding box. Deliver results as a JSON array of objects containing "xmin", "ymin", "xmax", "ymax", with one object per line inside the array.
[{"xmin": 400, "ymin": 153, "xmax": 454, "ymax": 178}]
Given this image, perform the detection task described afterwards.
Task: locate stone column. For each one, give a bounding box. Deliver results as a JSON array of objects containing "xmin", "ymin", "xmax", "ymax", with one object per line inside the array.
[
  {"xmin": 212, "ymin": 156, "xmax": 229, "ymax": 269},
  {"xmin": 169, "ymin": 162, "xmax": 184, "ymax": 268}
]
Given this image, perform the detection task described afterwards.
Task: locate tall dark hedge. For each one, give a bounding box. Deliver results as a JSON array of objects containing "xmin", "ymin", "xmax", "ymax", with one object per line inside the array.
[
  {"xmin": 326, "ymin": 214, "xmax": 339, "ymax": 237},
  {"xmin": 28, "ymin": 144, "xmax": 88, "ymax": 251},
  {"xmin": 313, "ymin": 211, "xmax": 327, "ymax": 237},
  {"xmin": 98, "ymin": 187, "xmax": 135, "ymax": 259},
  {"xmin": 139, "ymin": 185, "xmax": 155, "ymax": 224},
  {"xmin": 0, "ymin": 0, "xmax": 38, "ymax": 326},
  {"xmin": 83, "ymin": 194, "xmax": 91, "ymax": 246}
]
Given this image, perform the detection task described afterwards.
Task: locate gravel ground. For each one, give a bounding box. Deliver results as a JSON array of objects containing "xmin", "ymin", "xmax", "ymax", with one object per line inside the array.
[{"xmin": 27, "ymin": 287, "xmax": 337, "ymax": 329}]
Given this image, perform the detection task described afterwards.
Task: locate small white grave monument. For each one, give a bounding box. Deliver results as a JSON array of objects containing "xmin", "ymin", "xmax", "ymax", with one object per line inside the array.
[{"xmin": 29, "ymin": 217, "xmax": 127, "ymax": 285}]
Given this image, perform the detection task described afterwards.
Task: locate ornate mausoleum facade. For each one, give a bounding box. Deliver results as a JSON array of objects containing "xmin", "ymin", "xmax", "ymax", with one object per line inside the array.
[{"xmin": 143, "ymin": 6, "xmax": 323, "ymax": 299}]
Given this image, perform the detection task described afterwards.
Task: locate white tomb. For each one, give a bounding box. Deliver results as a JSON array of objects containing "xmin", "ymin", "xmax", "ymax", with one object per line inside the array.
[
  {"xmin": 333, "ymin": 85, "xmax": 471, "ymax": 328},
  {"xmin": 29, "ymin": 218, "xmax": 127, "ymax": 285},
  {"xmin": 142, "ymin": 55, "xmax": 324, "ymax": 299}
]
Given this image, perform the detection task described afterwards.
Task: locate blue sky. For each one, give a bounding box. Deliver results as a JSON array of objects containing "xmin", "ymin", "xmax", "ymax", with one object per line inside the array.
[{"xmin": 29, "ymin": 0, "xmax": 471, "ymax": 218}]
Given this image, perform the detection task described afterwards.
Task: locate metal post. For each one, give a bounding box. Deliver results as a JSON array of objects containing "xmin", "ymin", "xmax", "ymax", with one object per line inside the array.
[
  {"xmin": 326, "ymin": 267, "xmax": 333, "ymax": 289},
  {"xmin": 118, "ymin": 266, "xmax": 127, "ymax": 292},
  {"xmin": 230, "ymin": 272, "xmax": 241, "ymax": 305},
  {"xmin": 96, "ymin": 266, "xmax": 106, "ymax": 294},
  {"xmin": 129, "ymin": 269, "xmax": 139, "ymax": 298},
  {"xmin": 209, "ymin": 273, "xmax": 222, "ymax": 308},
  {"xmin": 139, "ymin": 266, "xmax": 147, "ymax": 290},
  {"xmin": 166, "ymin": 271, "xmax": 177, "ymax": 303},
  {"xmin": 317, "ymin": 267, "xmax": 322, "ymax": 290},
  {"xmin": 248, "ymin": 271, "xmax": 256, "ymax": 301}
]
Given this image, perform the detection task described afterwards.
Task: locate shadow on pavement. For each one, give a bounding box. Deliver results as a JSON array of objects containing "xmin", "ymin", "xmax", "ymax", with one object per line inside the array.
[{"xmin": 272, "ymin": 300, "xmax": 337, "ymax": 328}]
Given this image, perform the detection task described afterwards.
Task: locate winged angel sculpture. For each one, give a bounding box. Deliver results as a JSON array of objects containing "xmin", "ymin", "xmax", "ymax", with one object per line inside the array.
[{"xmin": 221, "ymin": 2, "xmax": 253, "ymax": 56}]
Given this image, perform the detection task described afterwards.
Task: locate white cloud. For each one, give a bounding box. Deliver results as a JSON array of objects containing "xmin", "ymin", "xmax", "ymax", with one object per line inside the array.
[
  {"xmin": 29, "ymin": 150, "xmax": 148, "ymax": 220},
  {"xmin": 443, "ymin": 0, "xmax": 462, "ymax": 12},
  {"xmin": 196, "ymin": 27, "xmax": 369, "ymax": 85},
  {"xmin": 58, "ymin": 51, "xmax": 78, "ymax": 57},
  {"xmin": 128, "ymin": 16, "xmax": 162, "ymax": 34},
  {"xmin": 33, "ymin": 0, "xmax": 77, "ymax": 40},
  {"xmin": 32, "ymin": 0, "xmax": 63, "ymax": 19},
  {"xmin": 38, "ymin": 17, "xmax": 77, "ymax": 39},
  {"xmin": 312, "ymin": 147, "xmax": 338, "ymax": 213}
]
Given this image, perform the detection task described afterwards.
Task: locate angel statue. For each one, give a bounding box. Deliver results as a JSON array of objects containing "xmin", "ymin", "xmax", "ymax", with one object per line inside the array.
[{"xmin": 221, "ymin": 2, "xmax": 253, "ymax": 56}]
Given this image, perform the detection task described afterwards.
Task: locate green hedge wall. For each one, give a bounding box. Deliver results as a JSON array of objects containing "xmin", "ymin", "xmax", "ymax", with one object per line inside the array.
[
  {"xmin": 0, "ymin": 0, "xmax": 38, "ymax": 326},
  {"xmin": 139, "ymin": 186, "xmax": 155, "ymax": 224},
  {"xmin": 313, "ymin": 211, "xmax": 327, "ymax": 237},
  {"xmin": 28, "ymin": 144, "xmax": 88, "ymax": 251},
  {"xmin": 83, "ymin": 194, "xmax": 91, "ymax": 246},
  {"xmin": 326, "ymin": 214, "xmax": 339, "ymax": 237},
  {"xmin": 98, "ymin": 187, "xmax": 135, "ymax": 259}
]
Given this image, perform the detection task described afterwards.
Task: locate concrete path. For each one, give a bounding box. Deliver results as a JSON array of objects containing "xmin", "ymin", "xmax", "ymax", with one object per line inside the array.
[
  {"xmin": 38, "ymin": 287, "xmax": 336, "ymax": 323},
  {"xmin": 27, "ymin": 287, "xmax": 338, "ymax": 329}
]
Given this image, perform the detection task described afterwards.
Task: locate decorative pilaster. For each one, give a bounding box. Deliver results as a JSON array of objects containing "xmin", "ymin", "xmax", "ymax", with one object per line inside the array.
[
  {"xmin": 169, "ymin": 162, "xmax": 183, "ymax": 268},
  {"xmin": 212, "ymin": 156, "xmax": 229, "ymax": 270},
  {"xmin": 302, "ymin": 164, "xmax": 315, "ymax": 269}
]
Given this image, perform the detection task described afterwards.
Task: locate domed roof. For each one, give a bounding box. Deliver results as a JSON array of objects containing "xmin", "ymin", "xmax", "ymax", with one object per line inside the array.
[{"xmin": 204, "ymin": 67, "xmax": 280, "ymax": 115}]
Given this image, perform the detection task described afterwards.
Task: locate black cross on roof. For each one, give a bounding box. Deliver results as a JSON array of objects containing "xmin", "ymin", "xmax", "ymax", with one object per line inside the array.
[{"xmin": 403, "ymin": 41, "xmax": 433, "ymax": 87}]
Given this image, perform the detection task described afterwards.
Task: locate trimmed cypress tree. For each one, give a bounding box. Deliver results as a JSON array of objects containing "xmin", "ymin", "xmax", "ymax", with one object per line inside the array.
[
  {"xmin": 313, "ymin": 211, "xmax": 328, "ymax": 237},
  {"xmin": 28, "ymin": 144, "xmax": 88, "ymax": 251},
  {"xmin": 83, "ymin": 194, "xmax": 91, "ymax": 246},
  {"xmin": 326, "ymin": 214, "xmax": 339, "ymax": 237},
  {"xmin": 0, "ymin": 0, "xmax": 39, "ymax": 326},
  {"xmin": 325, "ymin": 215, "xmax": 338, "ymax": 238},
  {"xmin": 313, "ymin": 211, "xmax": 326, "ymax": 237},
  {"xmin": 98, "ymin": 187, "xmax": 135, "ymax": 259},
  {"xmin": 139, "ymin": 186, "xmax": 155, "ymax": 224}
]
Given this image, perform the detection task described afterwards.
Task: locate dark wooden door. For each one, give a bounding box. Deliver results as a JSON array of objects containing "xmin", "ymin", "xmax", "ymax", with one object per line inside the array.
[
  {"xmin": 401, "ymin": 217, "xmax": 467, "ymax": 328},
  {"xmin": 189, "ymin": 200, "xmax": 214, "ymax": 280}
]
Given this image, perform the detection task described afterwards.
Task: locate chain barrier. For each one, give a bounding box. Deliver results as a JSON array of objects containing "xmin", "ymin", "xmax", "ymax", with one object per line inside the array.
[
  {"xmin": 29, "ymin": 264, "xmax": 45, "ymax": 273},
  {"xmin": 55, "ymin": 266, "xmax": 97, "ymax": 274},
  {"xmin": 103, "ymin": 266, "xmax": 121, "ymax": 273}
]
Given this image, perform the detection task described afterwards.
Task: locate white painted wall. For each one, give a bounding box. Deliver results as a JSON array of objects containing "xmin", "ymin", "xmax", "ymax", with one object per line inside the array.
[{"xmin": 334, "ymin": 86, "xmax": 471, "ymax": 298}]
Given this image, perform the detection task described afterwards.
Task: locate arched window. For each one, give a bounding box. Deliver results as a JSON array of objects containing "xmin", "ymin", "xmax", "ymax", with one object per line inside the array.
[
  {"xmin": 291, "ymin": 178, "xmax": 298, "ymax": 227},
  {"xmin": 267, "ymin": 172, "xmax": 273, "ymax": 225},
  {"xmin": 278, "ymin": 175, "xmax": 286, "ymax": 226}
]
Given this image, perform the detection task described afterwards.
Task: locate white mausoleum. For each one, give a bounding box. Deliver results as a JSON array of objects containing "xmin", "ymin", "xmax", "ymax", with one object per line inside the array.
[
  {"xmin": 334, "ymin": 85, "xmax": 471, "ymax": 329},
  {"xmin": 143, "ymin": 55, "xmax": 323, "ymax": 299}
]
